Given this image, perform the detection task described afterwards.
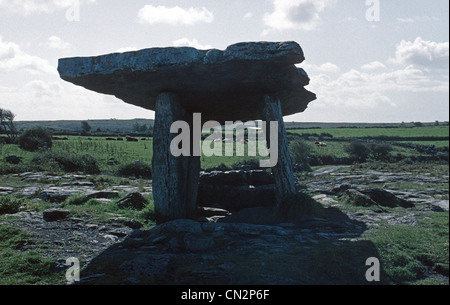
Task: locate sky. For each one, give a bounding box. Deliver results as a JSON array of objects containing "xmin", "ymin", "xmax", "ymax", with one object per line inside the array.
[{"xmin": 0, "ymin": 0, "xmax": 449, "ymax": 123}]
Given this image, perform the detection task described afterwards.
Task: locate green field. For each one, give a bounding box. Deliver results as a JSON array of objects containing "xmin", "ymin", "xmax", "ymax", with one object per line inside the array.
[
  {"xmin": 1, "ymin": 136, "xmax": 264, "ymax": 171},
  {"xmin": 289, "ymin": 126, "xmax": 449, "ymax": 138},
  {"xmin": 1, "ymin": 125, "xmax": 448, "ymax": 174},
  {"xmin": 53, "ymin": 137, "xmax": 154, "ymax": 166},
  {"xmin": 1, "ymin": 136, "xmax": 412, "ymax": 170}
]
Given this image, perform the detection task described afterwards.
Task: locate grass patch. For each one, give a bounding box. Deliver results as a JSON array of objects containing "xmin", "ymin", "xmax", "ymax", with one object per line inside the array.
[
  {"xmin": 398, "ymin": 141, "xmax": 449, "ymax": 148},
  {"xmin": 52, "ymin": 136, "xmax": 153, "ymax": 169},
  {"xmin": 365, "ymin": 212, "xmax": 449, "ymax": 284},
  {"xmin": 30, "ymin": 151, "xmax": 100, "ymax": 174},
  {"xmin": 115, "ymin": 161, "xmax": 152, "ymax": 179},
  {"xmin": 63, "ymin": 193, "xmax": 92, "ymax": 206},
  {"xmin": 301, "ymin": 239, "xmax": 385, "ymax": 284},
  {"xmin": 388, "ymin": 182, "xmax": 449, "ymax": 193},
  {"xmin": 0, "ymin": 225, "xmax": 63, "ymax": 285},
  {"xmin": 60, "ymin": 193, "xmax": 156, "ymax": 227},
  {"xmin": 0, "ymin": 195, "xmax": 26, "ymax": 215}
]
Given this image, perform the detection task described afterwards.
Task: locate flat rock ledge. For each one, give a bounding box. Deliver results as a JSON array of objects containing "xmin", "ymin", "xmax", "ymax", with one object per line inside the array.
[{"xmin": 77, "ymin": 212, "xmax": 369, "ymax": 285}]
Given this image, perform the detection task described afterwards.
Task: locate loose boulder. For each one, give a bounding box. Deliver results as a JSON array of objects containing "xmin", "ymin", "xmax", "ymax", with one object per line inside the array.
[
  {"xmin": 341, "ymin": 188, "xmax": 415, "ymax": 209},
  {"xmin": 6, "ymin": 155, "xmax": 22, "ymax": 165},
  {"xmin": 43, "ymin": 208, "xmax": 71, "ymax": 222},
  {"xmin": 116, "ymin": 192, "xmax": 148, "ymax": 210},
  {"xmin": 360, "ymin": 188, "xmax": 415, "ymax": 208},
  {"xmin": 341, "ymin": 189, "xmax": 378, "ymax": 207}
]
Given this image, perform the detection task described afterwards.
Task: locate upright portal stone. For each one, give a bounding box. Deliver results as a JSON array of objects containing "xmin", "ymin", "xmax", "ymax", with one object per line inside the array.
[
  {"xmin": 262, "ymin": 95, "xmax": 296, "ymax": 207},
  {"xmin": 152, "ymin": 93, "xmax": 200, "ymax": 221}
]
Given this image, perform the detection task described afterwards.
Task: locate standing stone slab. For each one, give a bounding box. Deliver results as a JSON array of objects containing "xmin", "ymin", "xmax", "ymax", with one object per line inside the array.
[
  {"xmin": 152, "ymin": 93, "xmax": 200, "ymax": 221},
  {"xmin": 262, "ymin": 95, "xmax": 296, "ymax": 207}
]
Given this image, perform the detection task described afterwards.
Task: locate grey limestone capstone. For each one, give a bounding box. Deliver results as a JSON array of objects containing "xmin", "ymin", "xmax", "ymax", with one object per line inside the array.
[{"xmin": 58, "ymin": 41, "xmax": 316, "ymax": 122}]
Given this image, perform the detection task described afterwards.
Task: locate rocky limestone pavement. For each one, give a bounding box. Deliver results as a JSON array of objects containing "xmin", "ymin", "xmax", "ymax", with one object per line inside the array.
[
  {"xmin": 1, "ymin": 164, "xmax": 448, "ymax": 284},
  {"xmin": 2, "ymin": 172, "xmax": 152, "ymax": 202},
  {"xmin": 2, "ymin": 210, "xmax": 138, "ymax": 265},
  {"xmin": 308, "ymin": 166, "xmax": 449, "ymax": 211}
]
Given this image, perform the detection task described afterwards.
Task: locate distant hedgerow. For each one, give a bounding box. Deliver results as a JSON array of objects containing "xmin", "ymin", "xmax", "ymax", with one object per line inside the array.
[
  {"xmin": 31, "ymin": 152, "xmax": 100, "ymax": 174},
  {"xmin": 289, "ymin": 140, "xmax": 313, "ymax": 167},
  {"xmin": 116, "ymin": 161, "xmax": 152, "ymax": 179},
  {"xmin": 345, "ymin": 142, "xmax": 394, "ymax": 163},
  {"xmin": 369, "ymin": 143, "xmax": 393, "ymax": 161},
  {"xmin": 345, "ymin": 142, "xmax": 371, "ymax": 163},
  {"xmin": 18, "ymin": 127, "xmax": 52, "ymax": 152}
]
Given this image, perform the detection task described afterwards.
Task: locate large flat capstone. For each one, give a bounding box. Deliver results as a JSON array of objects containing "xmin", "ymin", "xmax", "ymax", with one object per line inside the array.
[{"xmin": 58, "ymin": 41, "xmax": 316, "ymax": 122}]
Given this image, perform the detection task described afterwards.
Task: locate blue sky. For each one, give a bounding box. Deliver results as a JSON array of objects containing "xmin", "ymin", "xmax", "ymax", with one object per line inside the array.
[{"xmin": 0, "ymin": 0, "xmax": 448, "ymax": 122}]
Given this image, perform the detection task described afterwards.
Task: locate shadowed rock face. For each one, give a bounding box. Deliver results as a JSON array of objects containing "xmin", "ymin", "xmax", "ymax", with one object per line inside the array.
[{"xmin": 58, "ymin": 41, "xmax": 316, "ymax": 122}]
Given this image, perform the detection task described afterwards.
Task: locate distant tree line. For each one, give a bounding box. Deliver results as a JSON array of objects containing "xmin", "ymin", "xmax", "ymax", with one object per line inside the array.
[
  {"xmin": 132, "ymin": 122, "xmax": 153, "ymax": 136},
  {"xmin": 286, "ymin": 121, "xmax": 449, "ymax": 130},
  {"xmin": 78, "ymin": 120, "xmax": 153, "ymax": 137}
]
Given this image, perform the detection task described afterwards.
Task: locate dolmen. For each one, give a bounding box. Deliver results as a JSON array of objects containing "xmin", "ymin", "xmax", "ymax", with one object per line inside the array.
[{"xmin": 58, "ymin": 41, "xmax": 316, "ymax": 222}]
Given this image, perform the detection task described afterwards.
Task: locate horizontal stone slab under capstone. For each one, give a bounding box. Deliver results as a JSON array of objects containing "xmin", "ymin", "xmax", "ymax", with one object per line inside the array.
[{"xmin": 58, "ymin": 41, "xmax": 316, "ymax": 122}]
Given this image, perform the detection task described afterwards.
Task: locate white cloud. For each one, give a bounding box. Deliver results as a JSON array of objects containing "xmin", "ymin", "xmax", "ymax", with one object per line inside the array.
[
  {"xmin": 397, "ymin": 16, "xmax": 440, "ymax": 23},
  {"xmin": 301, "ymin": 62, "xmax": 340, "ymax": 74},
  {"xmin": 392, "ymin": 37, "xmax": 449, "ymax": 69},
  {"xmin": 115, "ymin": 47, "xmax": 139, "ymax": 53},
  {"xmin": 0, "ymin": 0, "xmax": 96, "ymax": 15},
  {"xmin": 243, "ymin": 12, "xmax": 253, "ymax": 19},
  {"xmin": 137, "ymin": 5, "xmax": 214, "ymax": 26},
  {"xmin": 302, "ymin": 57, "xmax": 448, "ymax": 120},
  {"xmin": 172, "ymin": 38, "xmax": 212, "ymax": 50},
  {"xmin": 0, "ymin": 36, "xmax": 54, "ymax": 74},
  {"xmin": 263, "ymin": 0, "xmax": 335, "ymax": 32},
  {"xmin": 397, "ymin": 17, "xmax": 415, "ymax": 23},
  {"xmin": 339, "ymin": 67, "xmax": 447, "ymax": 94},
  {"xmin": 361, "ymin": 61, "xmax": 387, "ymax": 71},
  {"xmin": 42, "ymin": 36, "xmax": 71, "ymax": 50},
  {"xmin": 23, "ymin": 80, "xmax": 63, "ymax": 98},
  {"xmin": 0, "ymin": 80, "xmax": 153, "ymax": 121}
]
